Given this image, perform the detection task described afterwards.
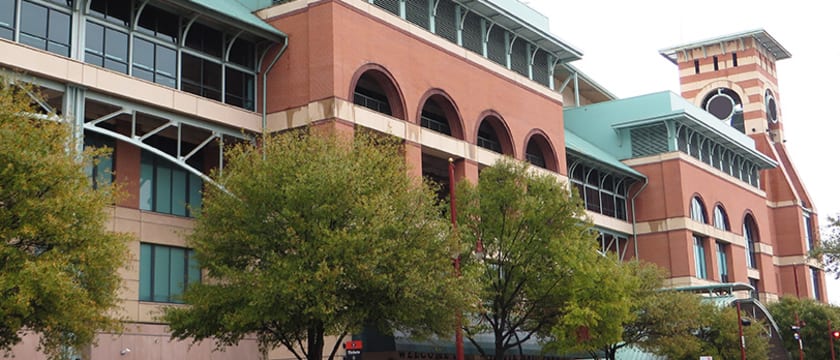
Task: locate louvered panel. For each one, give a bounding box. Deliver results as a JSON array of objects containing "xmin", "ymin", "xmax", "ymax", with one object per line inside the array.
[
  {"xmin": 510, "ymin": 38, "xmax": 528, "ymax": 76},
  {"xmin": 532, "ymin": 49, "xmax": 549, "ymax": 86},
  {"xmin": 487, "ymin": 26, "xmax": 506, "ymax": 66},
  {"xmin": 631, "ymin": 124, "xmax": 668, "ymax": 157},
  {"xmin": 461, "ymin": 12, "xmax": 483, "ymax": 55},
  {"xmin": 435, "ymin": 0, "xmax": 458, "ymax": 43},
  {"xmin": 406, "ymin": 0, "xmax": 429, "ymax": 29},
  {"xmin": 373, "ymin": 0, "xmax": 400, "ymax": 16}
]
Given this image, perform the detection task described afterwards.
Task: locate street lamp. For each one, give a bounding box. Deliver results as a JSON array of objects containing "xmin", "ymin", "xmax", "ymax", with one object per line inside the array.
[
  {"xmin": 448, "ymin": 158, "xmax": 483, "ymax": 360},
  {"xmin": 736, "ymin": 301, "xmax": 751, "ymax": 360}
]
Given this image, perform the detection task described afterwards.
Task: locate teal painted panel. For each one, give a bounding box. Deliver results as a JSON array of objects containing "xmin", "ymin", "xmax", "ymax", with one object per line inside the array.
[{"xmin": 186, "ymin": 0, "xmax": 285, "ymax": 39}]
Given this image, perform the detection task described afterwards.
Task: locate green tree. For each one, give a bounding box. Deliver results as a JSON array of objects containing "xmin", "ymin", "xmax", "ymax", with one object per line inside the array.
[
  {"xmin": 0, "ymin": 79, "xmax": 129, "ymax": 358},
  {"xmin": 589, "ymin": 261, "xmax": 667, "ymax": 360},
  {"xmin": 454, "ymin": 159, "xmax": 628, "ymax": 360},
  {"xmin": 814, "ymin": 215, "xmax": 840, "ymax": 278},
  {"xmin": 768, "ymin": 296, "xmax": 840, "ymax": 360},
  {"xmin": 164, "ymin": 130, "xmax": 472, "ymax": 360},
  {"xmin": 637, "ymin": 292, "xmax": 769, "ymax": 360}
]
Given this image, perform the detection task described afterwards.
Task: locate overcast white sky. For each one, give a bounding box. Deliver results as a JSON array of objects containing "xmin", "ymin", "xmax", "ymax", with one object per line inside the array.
[{"xmin": 524, "ymin": 0, "xmax": 840, "ymax": 304}]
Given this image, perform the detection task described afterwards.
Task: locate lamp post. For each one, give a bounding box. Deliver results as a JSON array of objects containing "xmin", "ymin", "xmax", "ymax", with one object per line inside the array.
[
  {"xmin": 829, "ymin": 320, "xmax": 836, "ymax": 360},
  {"xmin": 736, "ymin": 301, "xmax": 747, "ymax": 360},
  {"xmin": 448, "ymin": 158, "xmax": 464, "ymax": 360},
  {"xmin": 448, "ymin": 158, "xmax": 485, "ymax": 360}
]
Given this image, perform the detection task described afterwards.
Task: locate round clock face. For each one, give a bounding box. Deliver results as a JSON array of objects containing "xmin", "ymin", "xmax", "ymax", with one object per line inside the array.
[
  {"xmin": 706, "ymin": 93, "xmax": 735, "ymax": 121},
  {"xmin": 766, "ymin": 95, "xmax": 778, "ymax": 123}
]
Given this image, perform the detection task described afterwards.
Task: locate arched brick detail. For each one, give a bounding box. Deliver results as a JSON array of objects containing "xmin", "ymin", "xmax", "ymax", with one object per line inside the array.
[
  {"xmin": 473, "ymin": 110, "xmax": 515, "ymax": 157},
  {"xmin": 416, "ymin": 88, "xmax": 465, "ymax": 140},
  {"xmin": 348, "ymin": 63, "xmax": 407, "ymax": 121}
]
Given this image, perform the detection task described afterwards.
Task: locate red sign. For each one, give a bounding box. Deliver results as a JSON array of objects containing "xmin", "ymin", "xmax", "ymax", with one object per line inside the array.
[{"xmin": 344, "ymin": 340, "xmax": 363, "ymax": 350}]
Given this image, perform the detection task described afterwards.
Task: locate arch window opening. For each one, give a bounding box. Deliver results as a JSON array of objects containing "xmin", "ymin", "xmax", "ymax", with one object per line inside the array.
[
  {"xmin": 525, "ymin": 141, "xmax": 546, "ymax": 169},
  {"xmin": 353, "ymin": 74, "xmax": 392, "ymax": 116},
  {"xmin": 421, "ymin": 153, "xmax": 451, "ymax": 206},
  {"xmin": 420, "ymin": 101, "xmax": 451, "ymax": 136},
  {"xmin": 702, "ymin": 88, "xmax": 745, "ymax": 133},
  {"xmin": 690, "ymin": 196, "xmax": 707, "ymax": 223},
  {"xmin": 477, "ymin": 121, "xmax": 502, "ymax": 153}
]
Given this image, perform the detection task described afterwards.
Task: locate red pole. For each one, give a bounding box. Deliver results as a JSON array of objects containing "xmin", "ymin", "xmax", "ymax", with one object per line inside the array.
[
  {"xmin": 793, "ymin": 267, "xmax": 804, "ymax": 360},
  {"xmin": 794, "ymin": 312, "xmax": 804, "ymax": 360},
  {"xmin": 737, "ymin": 301, "xmax": 746, "ymax": 360},
  {"xmin": 830, "ymin": 320, "xmax": 836, "ymax": 360},
  {"xmin": 449, "ymin": 158, "xmax": 464, "ymax": 360}
]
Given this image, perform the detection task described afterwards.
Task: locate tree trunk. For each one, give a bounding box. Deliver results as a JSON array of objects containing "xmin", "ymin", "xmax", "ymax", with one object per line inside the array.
[{"xmin": 308, "ymin": 322, "xmax": 325, "ymax": 360}]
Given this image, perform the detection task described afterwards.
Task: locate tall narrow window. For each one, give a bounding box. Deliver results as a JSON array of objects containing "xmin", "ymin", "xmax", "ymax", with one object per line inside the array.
[
  {"xmin": 732, "ymin": 53, "xmax": 738, "ymax": 67},
  {"xmin": 810, "ymin": 267, "xmax": 822, "ymax": 301},
  {"xmin": 84, "ymin": 132, "xmax": 114, "ymax": 190},
  {"xmin": 804, "ymin": 213, "xmax": 815, "ymax": 252},
  {"xmin": 139, "ymin": 243, "xmax": 200, "ymax": 303},
  {"xmin": 713, "ymin": 56, "xmax": 719, "ymax": 71},
  {"xmin": 139, "ymin": 151, "xmax": 203, "ymax": 217},
  {"xmin": 744, "ymin": 215, "xmax": 758, "ymax": 269},
  {"xmin": 717, "ymin": 242, "xmax": 729, "ymax": 282},
  {"xmin": 713, "ymin": 205, "xmax": 729, "ymax": 230},
  {"xmin": 694, "ymin": 236, "xmax": 708, "ymax": 279},
  {"xmin": 693, "ymin": 59, "xmax": 700, "ymax": 74}
]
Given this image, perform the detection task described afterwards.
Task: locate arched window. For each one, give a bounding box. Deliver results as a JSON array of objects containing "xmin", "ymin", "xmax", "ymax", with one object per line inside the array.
[
  {"xmin": 690, "ymin": 196, "xmax": 707, "ymax": 223},
  {"xmin": 418, "ymin": 90, "xmax": 464, "ymax": 140},
  {"xmin": 713, "ymin": 205, "xmax": 729, "ymax": 230},
  {"xmin": 744, "ymin": 215, "xmax": 759, "ymax": 269},
  {"xmin": 523, "ymin": 131, "xmax": 557, "ymax": 172},
  {"xmin": 351, "ymin": 66, "xmax": 406, "ymax": 120}
]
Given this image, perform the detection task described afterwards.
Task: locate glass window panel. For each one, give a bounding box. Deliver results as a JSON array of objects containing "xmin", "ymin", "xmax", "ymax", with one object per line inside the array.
[
  {"xmin": 189, "ymin": 173, "xmax": 202, "ymax": 216},
  {"xmin": 140, "ymin": 152, "xmax": 154, "ymax": 211},
  {"xmin": 152, "ymin": 246, "xmax": 170, "ymax": 302},
  {"xmin": 134, "ymin": 67, "xmax": 154, "ymax": 83},
  {"xmin": 186, "ymin": 22, "xmax": 222, "ymax": 57},
  {"xmin": 139, "ymin": 243, "xmax": 152, "ymax": 301},
  {"xmin": 156, "ymin": 45, "xmax": 176, "ymax": 77},
  {"xmin": 85, "ymin": 22, "xmax": 104, "ymax": 55},
  {"xmin": 0, "ymin": 0, "xmax": 14, "ymax": 33},
  {"xmin": 48, "ymin": 42, "xmax": 70, "ymax": 57},
  {"xmin": 155, "ymin": 164, "xmax": 172, "ymax": 214},
  {"xmin": 105, "ymin": 27, "xmax": 127, "ymax": 62},
  {"xmin": 168, "ymin": 247, "xmax": 186, "ymax": 302},
  {"xmin": 0, "ymin": 28, "xmax": 12, "ymax": 41},
  {"xmin": 133, "ymin": 37, "xmax": 154, "ymax": 69},
  {"xmin": 229, "ymin": 38, "xmax": 255, "ymax": 68},
  {"xmin": 47, "ymin": 9, "xmax": 70, "ymax": 44},
  {"xmin": 19, "ymin": 33, "xmax": 47, "ymax": 50},
  {"xmin": 105, "ymin": 57, "xmax": 127, "ymax": 73},
  {"xmin": 21, "ymin": 2, "xmax": 48, "ymax": 39},
  {"xmin": 137, "ymin": 5, "xmax": 180, "ymax": 42},
  {"xmin": 172, "ymin": 169, "xmax": 187, "ymax": 216}
]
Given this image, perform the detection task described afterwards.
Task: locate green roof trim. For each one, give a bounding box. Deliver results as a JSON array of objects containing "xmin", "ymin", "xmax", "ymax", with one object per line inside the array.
[
  {"xmin": 565, "ymin": 130, "xmax": 644, "ymax": 178},
  {"xmin": 186, "ymin": 0, "xmax": 286, "ymax": 42},
  {"xmin": 564, "ymin": 91, "xmax": 776, "ymax": 168}
]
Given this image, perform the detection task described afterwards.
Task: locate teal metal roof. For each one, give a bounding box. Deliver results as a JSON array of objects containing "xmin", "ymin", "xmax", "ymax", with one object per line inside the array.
[
  {"xmin": 565, "ymin": 130, "xmax": 644, "ymax": 178},
  {"xmin": 184, "ymin": 0, "xmax": 286, "ymax": 42},
  {"xmin": 615, "ymin": 345, "xmax": 665, "ymax": 360},
  {"xmin": 564, "ymin": 91, "xmax": 776, "ymax": 168}
]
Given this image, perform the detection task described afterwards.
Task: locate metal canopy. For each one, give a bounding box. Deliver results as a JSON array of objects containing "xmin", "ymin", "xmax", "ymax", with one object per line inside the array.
[
  {"xmin": 162, "ymin": 0, "xmax": 287, "ymax": 43},
  {"xmin": 659, "ymin": 29, "xmax": 792, "ymax": 65},
  {"xmin": 451, "ymin": 0, "xmax": 583, "ymax": 63}
]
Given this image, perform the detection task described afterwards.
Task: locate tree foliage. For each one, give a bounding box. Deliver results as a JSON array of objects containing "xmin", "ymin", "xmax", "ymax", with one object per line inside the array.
[
  {"xmin": 164, "ymin": 129, "xmax": 472, "ymax": 360},
  {"xmin": 814, "ymin": 214, "xmax": 840, "ymax": 278},
  {"xmin": 454, "ymin": 159, "xmax": 629, "ymax": 360},
  {"xmin": 0, "ymin": 78, "xmax": 129, "ymax": 358},
  {"xmin": 633, "ymin": 292, "xmax": 769, "ymax": 360},
  {"xmin": 588, "ymin": 261, "xmax": 667, "ymax": 360},
  {"xmin": 768, "ymin": 296, "xmax": 840, "ymax": 360}
]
